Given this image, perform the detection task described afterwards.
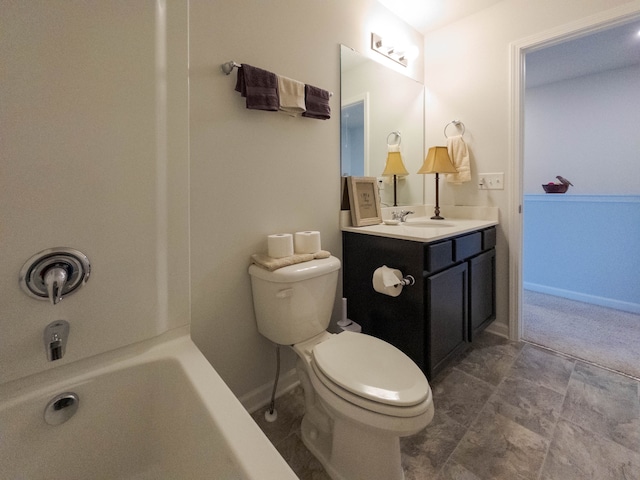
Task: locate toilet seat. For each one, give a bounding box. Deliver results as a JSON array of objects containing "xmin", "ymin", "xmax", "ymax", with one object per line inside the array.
[{"xmin": 311, "ymin": 332, "xmax": 430, "ymax": 416}]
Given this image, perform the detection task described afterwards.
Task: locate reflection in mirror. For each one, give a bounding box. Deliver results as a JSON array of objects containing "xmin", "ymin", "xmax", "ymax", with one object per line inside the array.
[
  {"xmin": 340, "ymin": 45, "xmax": 424, "ymax": 207},
  {"xmin": 341, "ymin": 96, "xmax": 368, "ymax": 177}
]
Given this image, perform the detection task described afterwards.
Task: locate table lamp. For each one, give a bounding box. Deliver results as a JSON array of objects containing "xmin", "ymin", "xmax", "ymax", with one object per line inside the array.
[
  {"xmin": 381, "ymin": 135, "xmax": 409, "ymax": 207},
  {"xmin": 417, "ymin": 146, "xmax": 458, "ymax": 220}
]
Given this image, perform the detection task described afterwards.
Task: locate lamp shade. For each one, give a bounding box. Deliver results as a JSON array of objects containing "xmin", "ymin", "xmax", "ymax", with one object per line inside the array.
[
  {"xmin": 417, "ymin": 146, "xmax": 458, "ymax": 174},
  {"xmin": 381, "ymin": 151, "xmax": 409, "ymax": 176}
]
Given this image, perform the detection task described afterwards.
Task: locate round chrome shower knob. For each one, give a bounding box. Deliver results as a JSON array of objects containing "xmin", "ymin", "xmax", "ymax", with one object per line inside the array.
[{"xmin": 19, "ymin": 247, "xmax": 91, "ymax": 304}]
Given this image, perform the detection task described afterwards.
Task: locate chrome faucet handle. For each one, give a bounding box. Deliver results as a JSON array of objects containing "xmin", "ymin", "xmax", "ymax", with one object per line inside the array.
[
  {"xmin": 400, "ymin": 210, "xmax": 414, "ymax": 222},
  {"xmin": 43, "ymin": 266, "xmax": 68, "ymax": 305}
]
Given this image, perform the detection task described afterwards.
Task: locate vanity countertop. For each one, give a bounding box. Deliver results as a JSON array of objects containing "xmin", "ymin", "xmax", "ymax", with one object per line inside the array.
[{"xmin": 341, "ymin": 205, "xmax": 499, "ymax": 243}]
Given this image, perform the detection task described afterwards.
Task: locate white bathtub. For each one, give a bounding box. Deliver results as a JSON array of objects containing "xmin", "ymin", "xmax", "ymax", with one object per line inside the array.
[{"xmin": 0, "ymin": 328, "xmax": 298, "ymax": 480}]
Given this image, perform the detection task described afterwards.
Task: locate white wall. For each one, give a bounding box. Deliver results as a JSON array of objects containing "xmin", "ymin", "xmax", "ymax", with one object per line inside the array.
[
  {"xmin": 0, "ymin": 0, "xmax": 423, "ymax": 405},
  {"xmin": 524, "ymin": 64, "xmax": 640, "ymax": 194},
  {"xmin": 189, "ymin": 0, "xmax": 423, "ymax": 403},
  {"xmin": 8, "ymin": 0, "xmax": 635, "ymax": 408},
  {"xmin": 422, "ymin": 0, "xmax": 640, "ymax": 335},
  {"xmin": 0, "ymin": 1, "xmax": 189, "ymax": 385}
]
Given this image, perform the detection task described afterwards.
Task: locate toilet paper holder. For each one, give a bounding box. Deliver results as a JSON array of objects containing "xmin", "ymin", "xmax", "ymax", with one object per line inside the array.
[
  {"xmin": 399, "ymin": 275, "xmax": 415, "ymax": 286},
  {"xmin": 372, "ymin": 265, "xmax": 415, "ymax": 297}
]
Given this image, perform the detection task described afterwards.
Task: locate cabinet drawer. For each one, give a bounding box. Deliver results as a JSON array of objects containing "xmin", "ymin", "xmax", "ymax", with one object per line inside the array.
[
  {"xmin": 482, "ymin": 227, "xmax": 497, "ymax": 250},
  {"xmin": 454, "ymin": 232, "xmax": 482, "ymax": 261},
  {"xmin": 425, "ymin": 240, "xmax": 453, "ymax": 272}
]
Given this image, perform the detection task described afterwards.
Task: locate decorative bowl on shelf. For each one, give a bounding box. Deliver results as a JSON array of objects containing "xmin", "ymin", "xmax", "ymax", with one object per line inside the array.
[
  {"xmin": 542, "ymin": 183, "xmax": 569, "ymax": 193},
  {"xmin": 542, "ymin": 176, "xmax": 573, "ymax": 194}
]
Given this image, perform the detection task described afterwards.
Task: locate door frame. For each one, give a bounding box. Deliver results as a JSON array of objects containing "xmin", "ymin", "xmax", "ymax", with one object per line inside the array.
[
  {"xmin": 507, "ymin": 4, "xmax": 640, "ymax": 341},
  {"xmin": 341, "ymin": 93, "xmax": 370, "ymax": 177}
]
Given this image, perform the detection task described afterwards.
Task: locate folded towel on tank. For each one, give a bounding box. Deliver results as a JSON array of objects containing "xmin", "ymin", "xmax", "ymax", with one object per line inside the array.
[
  {"xmin": 251, "ymin": 250, "xmax": 331, "ymax": 271},
  {"xmin": 235, "ymin": 64, "xmax": 279, "ymax": 111},
  {"xmin": 446, "ymin": 135, "xmax": 471, "ymax": 184},
  {"xmin": 301, "ymin": 84, "xmax": 331, "ymax": 120},
  {"xmin": 277, "ymin": 75, "xmax": 306, "ymax": 116}
]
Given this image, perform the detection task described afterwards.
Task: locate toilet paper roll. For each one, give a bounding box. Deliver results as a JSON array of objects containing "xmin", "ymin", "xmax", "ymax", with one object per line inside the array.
[
  {"xmin": 294, "ymin": 231, "xmax": 321, "ymax": 254},
  {"xmin": 267, "ymin": 233, "xmax": 294, "ymax": 258},
  {"xmin": 372, "ymin": 266, "xmax": 404, "ymax": 297}
]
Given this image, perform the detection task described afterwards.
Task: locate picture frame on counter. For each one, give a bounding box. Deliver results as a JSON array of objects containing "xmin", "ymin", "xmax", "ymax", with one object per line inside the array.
[{"xmin": 347, "ymin": 176, "xmax": 382, "ymax": 227}]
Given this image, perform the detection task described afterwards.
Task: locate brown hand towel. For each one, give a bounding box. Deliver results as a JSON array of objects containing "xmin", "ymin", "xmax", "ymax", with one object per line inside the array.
[
  {"xmin": 234, "ymin": 64, "xmax": 279, "ymax": 111},
  {"xmin": 301, "ymin": 84, "xmax": 331, "ymax": 120}
]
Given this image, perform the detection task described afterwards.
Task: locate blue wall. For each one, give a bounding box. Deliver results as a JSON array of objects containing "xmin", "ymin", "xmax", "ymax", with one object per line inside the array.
[
  {"xmin": 524, "ymin": 195, "xmax": 640, "ymax": 314},
  {"xmin": 340, "ymin": 102, "xmax": 365, "ymax": 177}
]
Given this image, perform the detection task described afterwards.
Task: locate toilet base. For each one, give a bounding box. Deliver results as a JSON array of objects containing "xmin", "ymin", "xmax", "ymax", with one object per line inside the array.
[{"xmin": 300, "ymin": 414, "xmax": 405, "ymax": 480}]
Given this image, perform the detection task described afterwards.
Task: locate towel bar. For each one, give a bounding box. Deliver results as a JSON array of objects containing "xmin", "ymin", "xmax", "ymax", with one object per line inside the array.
[
  {"xmin": 221, "ymin": 60, "xmax": 242, "ymax": 75},
  {"xmin": 221, "ymin": 60, "xmax": 333, "ymax": 96},
  {"xmin": 444, "ymin": 120, "xmax": 465, "ymax": 138}
]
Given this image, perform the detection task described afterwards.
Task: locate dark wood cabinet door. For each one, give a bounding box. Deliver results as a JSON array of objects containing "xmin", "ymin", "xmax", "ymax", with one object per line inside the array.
[
  {"xmin": 469, "ymin": 248, "xmax": 496, "ymax": 340},
  {"xmin": 425, "ymin": 261, "xmax": 468, "ymax": 378}
]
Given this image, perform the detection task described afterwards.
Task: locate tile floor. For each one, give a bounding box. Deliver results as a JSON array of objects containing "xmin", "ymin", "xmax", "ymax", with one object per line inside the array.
[{"xmin": 251, "ymin": 331, "xmax": 640, "ymax": 479}]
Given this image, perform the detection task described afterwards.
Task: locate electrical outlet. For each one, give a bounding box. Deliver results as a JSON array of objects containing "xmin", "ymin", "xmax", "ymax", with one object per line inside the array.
[{"xmin": 478, "ymin": 172, "xmax": 504, "ymax": 190}]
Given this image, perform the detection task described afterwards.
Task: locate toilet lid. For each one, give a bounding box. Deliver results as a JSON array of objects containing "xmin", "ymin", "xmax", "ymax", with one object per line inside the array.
[{"xmin": 312, "ymin": 332, "xmax": 428, "ymax": 407}]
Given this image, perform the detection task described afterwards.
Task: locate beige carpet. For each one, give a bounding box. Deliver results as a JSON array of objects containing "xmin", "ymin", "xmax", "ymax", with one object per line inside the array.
[{"xmin": 523, "ymin": 290, "xmax": 640, "ymax": 379}]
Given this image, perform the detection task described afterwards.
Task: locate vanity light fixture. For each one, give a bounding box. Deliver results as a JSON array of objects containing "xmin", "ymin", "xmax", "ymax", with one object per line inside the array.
[
  {"xmin": 418, "ymin": 146, "xmax": 458, "ymax": 220},
  {"xmin": 381, "ymin": 131, "xmax": 409, "ymax": 207},
  {"xmin": 371, "ymin": 33, "xmax": 409, "ymax": 67}
]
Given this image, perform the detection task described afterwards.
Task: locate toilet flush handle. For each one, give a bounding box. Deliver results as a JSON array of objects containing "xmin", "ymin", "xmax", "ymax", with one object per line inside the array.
[{"xmin": 276, "ymin": 288, "xmax": 294, "ymax": 299}]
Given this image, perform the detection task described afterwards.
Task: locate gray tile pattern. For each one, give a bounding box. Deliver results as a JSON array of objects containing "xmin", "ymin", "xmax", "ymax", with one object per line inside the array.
[{"xmin": 252, "ymin": 331, "xmax": 640, "ymax": 479}]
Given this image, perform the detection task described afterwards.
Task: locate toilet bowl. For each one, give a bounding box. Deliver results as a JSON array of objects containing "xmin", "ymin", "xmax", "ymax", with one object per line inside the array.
[{"xmin": 248, "ymin": 256, "xmax": 433, "ymax": 480}]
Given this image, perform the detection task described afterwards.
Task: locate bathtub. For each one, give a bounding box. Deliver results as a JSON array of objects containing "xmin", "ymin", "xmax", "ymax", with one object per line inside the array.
[{"xmin": 0, "ymin": 327, "xmax": 298, "ymax": 480}]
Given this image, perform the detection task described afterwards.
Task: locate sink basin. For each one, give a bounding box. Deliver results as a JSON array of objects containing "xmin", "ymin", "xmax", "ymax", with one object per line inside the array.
[{"xmin": 404, "ymin": 220, "xmax": 455, "ymax": 228}]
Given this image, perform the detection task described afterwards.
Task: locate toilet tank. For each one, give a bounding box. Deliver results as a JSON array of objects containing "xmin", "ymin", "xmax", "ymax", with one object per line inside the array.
[{"xmin": 248, "ymin": 256, "xmax": 341, "ymax": 345}]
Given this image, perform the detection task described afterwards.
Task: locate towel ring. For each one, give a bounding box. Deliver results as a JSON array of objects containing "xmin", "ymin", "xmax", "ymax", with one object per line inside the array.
[
  {"xmin": 444, "ymin": 121, "xmax": 465, "ymax": 139},
  {"xmin": 386, "ymin": 131, "xmax": 401, "ymax": 146}
]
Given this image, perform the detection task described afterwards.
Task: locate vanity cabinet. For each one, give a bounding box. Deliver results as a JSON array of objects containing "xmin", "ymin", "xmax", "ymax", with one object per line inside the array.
[{"xmin": 342, "ymin": 226, "xmax": 496, "ymax": 379}]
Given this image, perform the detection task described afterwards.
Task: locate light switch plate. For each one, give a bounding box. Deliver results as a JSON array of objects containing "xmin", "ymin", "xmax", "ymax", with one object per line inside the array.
[{"xmin": 478, "ymin": 173, "xmax": 504, "ymax": 190}]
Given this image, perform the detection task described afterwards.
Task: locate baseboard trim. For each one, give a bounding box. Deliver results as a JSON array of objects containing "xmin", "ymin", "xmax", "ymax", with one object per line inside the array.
[
  {"xmin": 239, "ymin": 368, "xmax": 300, "ymax": 414},
  {"xmin": 524, "ymin": 282, "xmax": 640, "ymax": 315},
  {"xmin": 484, "ymin": 319, "xmax": 509, "ymax": 339}
]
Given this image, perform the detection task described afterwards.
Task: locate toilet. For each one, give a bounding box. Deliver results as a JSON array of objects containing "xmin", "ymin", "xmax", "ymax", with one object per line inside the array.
[{"xmin": 248, "ymin": 256, "xmax": 434, "ymax": 480}]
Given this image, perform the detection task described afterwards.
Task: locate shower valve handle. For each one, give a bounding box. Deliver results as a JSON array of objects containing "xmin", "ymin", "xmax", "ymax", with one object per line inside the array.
[{"xmin": 43, "ymin": 265, "xmax": 68, "ymax": 305}]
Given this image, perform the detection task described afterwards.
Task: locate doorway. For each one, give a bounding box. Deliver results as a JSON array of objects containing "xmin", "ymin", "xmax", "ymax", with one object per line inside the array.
[
  {"xmin": 508, "ymin": 7, "xmax": 640, "ymax": 373},
  {"xmin": 340, "ymin": 93, "xmax": 369, "ymax": 177}
]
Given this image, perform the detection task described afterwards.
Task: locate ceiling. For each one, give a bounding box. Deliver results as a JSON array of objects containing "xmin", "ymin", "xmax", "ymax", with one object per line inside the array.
[
  {"xmin": 378, "ymin": 0, "xmax": 640, "ymax": 87},
  {"xmin": 525, "ymin": 20, "xmax": 640, "ymax": 87},
  {"xmin": 377, "ymin": 0, "xmax": 503, "ymax": 34}
]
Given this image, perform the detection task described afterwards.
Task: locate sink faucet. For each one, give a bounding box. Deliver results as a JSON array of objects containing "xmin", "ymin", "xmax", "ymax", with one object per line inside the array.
[{"xmin": 391, "ymin": 210, "xmax": 414, "ymax": 222}]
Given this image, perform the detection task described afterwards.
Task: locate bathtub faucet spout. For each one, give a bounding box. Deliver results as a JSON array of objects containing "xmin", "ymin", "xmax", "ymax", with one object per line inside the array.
[{"xmin": 44, "ymin": 320, "xmax": 70, "ymax": 362}]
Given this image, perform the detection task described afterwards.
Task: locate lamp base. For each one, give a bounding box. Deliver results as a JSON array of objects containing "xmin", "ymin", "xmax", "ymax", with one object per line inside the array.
[{"xmin": 431, "ymin": 173, "xmax": 446, "ymax": 220}]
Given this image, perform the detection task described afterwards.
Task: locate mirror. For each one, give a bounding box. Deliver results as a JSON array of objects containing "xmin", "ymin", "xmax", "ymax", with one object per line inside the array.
[{"xmin": 340, "ymin": 44, "xmax": 425, "ymax": 207}]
